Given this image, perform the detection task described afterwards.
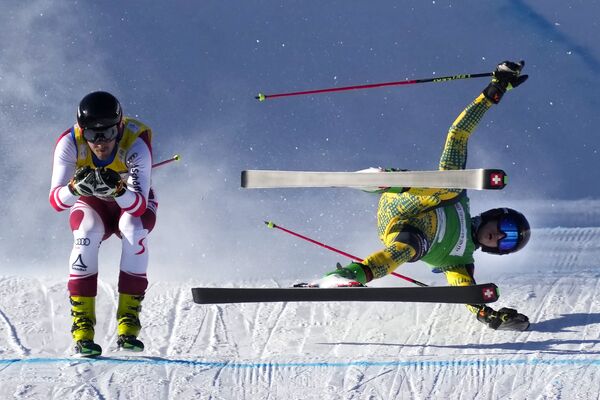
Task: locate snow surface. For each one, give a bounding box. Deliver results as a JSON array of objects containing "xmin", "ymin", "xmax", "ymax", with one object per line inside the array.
[{"xmin": 2, "ymin": 226, "xmax": 600, "ymax": 399}]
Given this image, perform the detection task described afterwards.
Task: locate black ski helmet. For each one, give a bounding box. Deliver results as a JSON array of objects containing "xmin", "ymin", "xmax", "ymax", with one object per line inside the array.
[
  {"xmin": 476, "ymin": 208, "xmax": 530, "ymax": 255},
  {"xmin": 77, "ymin": 91, "xmax": 123, "ymax": 129}
]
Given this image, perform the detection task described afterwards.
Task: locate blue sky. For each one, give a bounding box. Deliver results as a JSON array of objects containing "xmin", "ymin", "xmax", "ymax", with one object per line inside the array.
[{"xmin": 1, "ymin": 1, "xmax": 599, "ymax": 281}]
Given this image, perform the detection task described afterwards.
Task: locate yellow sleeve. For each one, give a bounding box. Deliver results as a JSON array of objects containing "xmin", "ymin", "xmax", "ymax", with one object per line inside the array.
[
  {"xmin": 362, "ymin": 231, "xmax": 417, "ymax": 279},
  {"xmin": 439, "ymin": 93, "xmax": 493, "ymax": 171},
  {"xmin": 444, "ymin": 265, "xmax": 481, "ymax": 315}
]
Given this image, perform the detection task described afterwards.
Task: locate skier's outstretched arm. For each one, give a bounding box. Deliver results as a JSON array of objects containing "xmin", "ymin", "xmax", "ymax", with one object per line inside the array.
[
  {"xmin": 438, "ymin": 94, "xmax": 492, "ymax": 171},
  {"xmin": 439, "ymin": 60, "xmax": 528, "ymax": 171}
]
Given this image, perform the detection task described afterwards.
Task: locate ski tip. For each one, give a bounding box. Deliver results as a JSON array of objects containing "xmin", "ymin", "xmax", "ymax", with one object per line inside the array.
[
  {"xmin": 256, "ymin": 93, "xmax": 266, "ymax": 102},
  {"xmin": 264, "ymin": 221, "xmax": 276, "ymax": 228},
  {"xmin": 481, "ymin": 283, "xmax": 500, "ymax": 303},
  {"xmin": 173, "ymin": 154, "xmax": 181, "ymax": 161},
  {"xmin": 241, "ymin": 170, "xmax": 248, "ymax": 187},
  {"xmin": 483, "ymin": 169, "xmax": 508, "ymax": 190}
]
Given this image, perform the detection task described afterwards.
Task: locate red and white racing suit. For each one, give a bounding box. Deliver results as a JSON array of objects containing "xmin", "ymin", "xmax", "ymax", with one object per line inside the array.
[{"xmin": 49, "ymin": 117, "xmax": 158, "ymax": 297}]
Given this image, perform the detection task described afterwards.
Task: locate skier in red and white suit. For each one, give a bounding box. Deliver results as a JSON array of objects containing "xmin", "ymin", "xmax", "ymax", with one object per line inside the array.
[{"xmin": 49, "ymin": 91, "xmax": 156, "ymax": 356}]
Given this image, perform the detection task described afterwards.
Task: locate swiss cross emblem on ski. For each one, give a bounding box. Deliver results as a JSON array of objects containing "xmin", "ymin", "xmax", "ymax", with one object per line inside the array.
[
  {"xmin": 482, "ymin": 286, "xmax": 498, "ymax": 302},
  {"xmin": 489, "ymin": 171, "xmax": 505, "ymax": 188}
]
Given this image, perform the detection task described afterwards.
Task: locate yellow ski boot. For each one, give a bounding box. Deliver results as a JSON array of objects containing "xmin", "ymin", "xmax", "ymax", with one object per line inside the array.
[
  {"xmin": 70, "ymin": 296, "xmax": 102, "ymax": 357},
  {"xmin": 116, "ymin": 294, "xmax": 145, "ymax": 352}
]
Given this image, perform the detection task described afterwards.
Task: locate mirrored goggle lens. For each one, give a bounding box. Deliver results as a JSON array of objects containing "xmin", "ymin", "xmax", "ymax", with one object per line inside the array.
[
  {"xmin": 498, "ymin": 217, "xmax": 520, "ymax": 252},
  {"xmin": 83, "ymin": 125, "xmax": 118, "ymax": 143}
]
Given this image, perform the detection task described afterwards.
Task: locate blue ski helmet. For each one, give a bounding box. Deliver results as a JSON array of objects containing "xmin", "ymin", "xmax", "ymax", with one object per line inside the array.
[{"xmin": 476, "ymin": 208, "xmax": 530, "ymax": 255}]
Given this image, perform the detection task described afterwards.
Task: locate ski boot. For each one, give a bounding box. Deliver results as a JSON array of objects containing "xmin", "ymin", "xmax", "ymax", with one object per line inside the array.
[
  {"xmin": 303, "ymin": 262, "xmax": 368, "ymax": 288},
  {"xmin": 70, "ymin": 296, "xmax": 102, "ymax": 357},
  {"xmin": 74, "ymin": 340, "xmax": 102, "ymax": 357},
  {"xmin": 477, "ymin": 306, "xmax": 530, "ymax": 331},
  {"xmin": 117, "ymin": 335, "xmax": 144, "ymax": 352},
  {"xmin": 116, "ymin": 293, "xmax": 145, "ymax": 352}
]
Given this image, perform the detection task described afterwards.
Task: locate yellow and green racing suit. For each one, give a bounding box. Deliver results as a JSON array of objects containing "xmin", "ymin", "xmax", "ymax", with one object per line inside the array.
[{"xmin": 361, "ymin": 93, "xmax": 494, "ymax": 314}]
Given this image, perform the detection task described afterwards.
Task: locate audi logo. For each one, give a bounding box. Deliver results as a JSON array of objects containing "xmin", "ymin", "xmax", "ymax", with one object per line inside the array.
[{"xmin": 75, "ymin": 238, "xmax": 91, "ymax": 246}]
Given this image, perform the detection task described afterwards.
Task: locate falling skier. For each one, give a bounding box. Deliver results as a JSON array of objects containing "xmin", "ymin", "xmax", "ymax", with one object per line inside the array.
[
  {"xmin": 309, "ymin": 60, "xmax": 532, "ymax": 331},
  {"xmin": 49, "ymin": 91, "xmax": 157, "ymax": 356}
]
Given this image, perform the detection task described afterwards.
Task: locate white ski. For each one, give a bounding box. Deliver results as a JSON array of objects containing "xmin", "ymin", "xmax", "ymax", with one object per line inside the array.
[{"xmin": 241, "ymin": 168, "xmax": 507, "ymax": 190}]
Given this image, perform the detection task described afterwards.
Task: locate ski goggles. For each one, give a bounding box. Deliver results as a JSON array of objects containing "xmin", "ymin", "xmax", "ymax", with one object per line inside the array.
[
  {"xmin": 83, "ymin": 125, "xmax": 119, "ymax": 143},
  {"xmin": 497, "ymin": 216, "xmax": 521, "ymax": 252}
]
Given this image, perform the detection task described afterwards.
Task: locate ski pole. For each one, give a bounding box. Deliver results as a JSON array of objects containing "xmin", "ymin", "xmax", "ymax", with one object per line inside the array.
[
  {"xmin": 152, "ymin": 154, "xmax": 181, "ymax": 169},
  {"xmin": 117, "ymin": 154, "xmax": 180, "ymax": 174},
  {"xmin": 264, "ymin": 221, "xmax": 427, "ymax": 287},
  {"xmin": 256, "ymin": 72, "xmax": 492, "ymax": 102}
]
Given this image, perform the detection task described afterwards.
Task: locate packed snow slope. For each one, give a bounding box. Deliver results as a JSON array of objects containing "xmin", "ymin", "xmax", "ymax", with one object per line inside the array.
[{"xmin": 2, "ymin": 224, "xmax": 600, "ymax": 399}]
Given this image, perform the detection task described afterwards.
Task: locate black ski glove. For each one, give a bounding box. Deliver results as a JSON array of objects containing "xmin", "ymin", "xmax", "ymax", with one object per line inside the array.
[
  {"xmin": 477, "ymin": 306, "xmax": 530, "ymax": 331},
  {"xmin": 482, "ymin": 60, "xmax": 528, "ymax": 104},
  {"xmin": 69, "ymin": 166, "xmax": 96, "ymax": 196},
  {"xmin": 94, "ymin": 167, "xmax": 126, "ymax": 197}
]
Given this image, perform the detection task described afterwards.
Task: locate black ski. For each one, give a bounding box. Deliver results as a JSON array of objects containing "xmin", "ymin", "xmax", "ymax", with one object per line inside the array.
[{"xmin": 191, "ymin": 283, "xmax": 499, "ymax": 305}]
